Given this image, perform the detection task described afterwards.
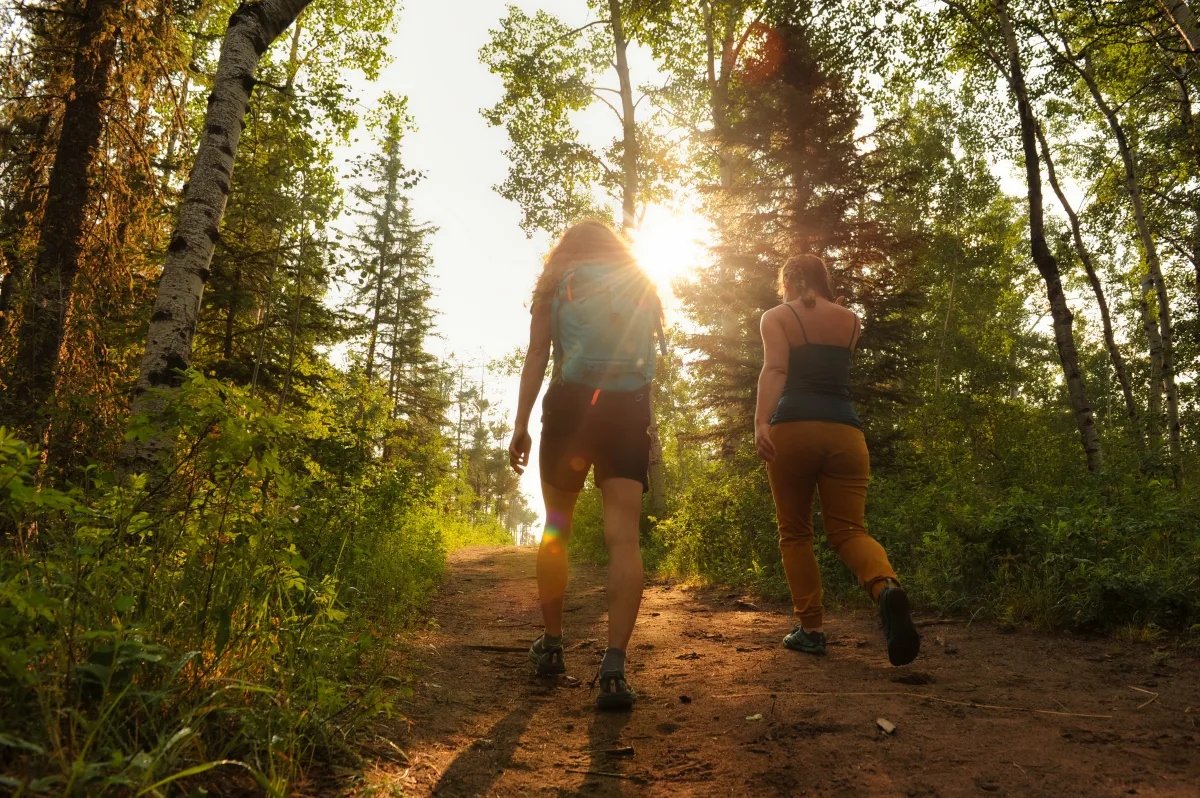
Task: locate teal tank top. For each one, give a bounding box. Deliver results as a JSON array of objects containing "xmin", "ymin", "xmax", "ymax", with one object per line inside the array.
[{"xmin": 769, "ymin": 303, "xmax": 862, "ymax": 430}]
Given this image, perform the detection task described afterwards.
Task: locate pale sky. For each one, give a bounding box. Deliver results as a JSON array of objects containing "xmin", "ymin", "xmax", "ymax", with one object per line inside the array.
[{"xmin": 340, "ymin": 1, "xmax": 710, "ymax": 521}]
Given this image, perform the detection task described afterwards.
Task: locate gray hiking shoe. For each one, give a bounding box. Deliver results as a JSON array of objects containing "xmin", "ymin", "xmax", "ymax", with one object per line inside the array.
[
  {"xmin": 529, "ymin": 634, "xmax": 566, "ymax": 676},
  {"xmin": 592, "ymin": 668, "xmax": 636, "ymax": 711},
  {"xmin": 783, "ymin": 625, "xmax": 827, "ymax": 655}
]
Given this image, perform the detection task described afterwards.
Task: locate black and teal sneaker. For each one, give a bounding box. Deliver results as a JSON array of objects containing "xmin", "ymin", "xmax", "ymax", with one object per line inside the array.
[
  {"xmin": 783, "ymin": 625, "xmax": 827, "ymax": 655},
  {"xmin": 592, "ymin": 668, "xmax": 636, "ymax": 711},
  {"xmin": 877, "ymin": 583, "xmax": 920, "ymax": 666},
  {"xmin": 529, "ymin": 634, "xmax": 566, "ymax": 676}
]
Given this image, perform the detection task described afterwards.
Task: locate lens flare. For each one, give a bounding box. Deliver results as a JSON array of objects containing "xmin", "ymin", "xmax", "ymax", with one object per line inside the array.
[{"xmin": 631, "ymin": 204, "xmax": 712, "ymax": 307}]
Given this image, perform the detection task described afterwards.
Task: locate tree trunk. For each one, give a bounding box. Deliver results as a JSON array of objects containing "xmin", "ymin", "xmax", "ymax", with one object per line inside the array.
[
  {"xmin": 0, "ymin": 113, "xmax": 55, "ymax": 340},
  {"xmin": 1137, "ymin": 273, "xmax": 1165, "ymax": 446},
  {"xmin": 609, "ymin": 0, "xmax": 667, "ymax": 516},
  {"xmin": 1074, "ymin": 55, "xmax": 1180, "ymax": 483},
  {"xmin": 1035, "ymin": 123, "xmax": 1140, "ymax": 441},
  {"xmin": 1173, "ymin": 72, "xmax": 1200, "ymax": 319},
  {"xmin": 995, "ymin": 0, "xmax": 1103, "ymax": 472},
  {"xmin": 703, "ymin": 0, "xmax": 733, "ymax": 188},
  {"xmin": 1159, "ymin": 0, "xmax": 1200, "ymax": 55},
  {"xmin": 1193, "ymin": 216, "xmax": 1200, "ymax": 310},
  {"xmin": 277, "ymin": 231, "xmax": 309, "ymax": 414},
  {"xmin": 609, "ymin": 0, "xmax": 638, "ymax": 231},
  {"xmin": 364, "ymin": 133, "xmax": 399, "ymax": 388},
  {"xmin": 8, "ymin": 0, "xmax": 122, "ymax": 436},
  {"xmin": 125, "ymin": 0, "xmax": 315, "ymax": 469},
  {"xmin": 934, "ymin": 266, "xmax": 956, "ymax": 396}
]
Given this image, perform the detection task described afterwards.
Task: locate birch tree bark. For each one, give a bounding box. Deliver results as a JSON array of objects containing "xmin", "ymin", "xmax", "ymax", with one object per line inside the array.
[
  {"xmin": 1159, "ymin": 0, "xmax": 1200, "ymax": 56},
  {"xmin": 8, "ymin": 0, "xmax": 123, "ymax": 435},
  {"xmin": 994, "ymin": 0, "xmax": 1103, "ymax": 472},
  {"xmin": 125, "ymin": 0, "xmax": 315, "ymax": 469},
  {"xmin": 1035, "ymin": 123, "xmax": 1140, "ymax": 443},
  {"xmin": 1069, "ymin": 53, "xmax": 1181, "ymax": 482},
  {"xmin": 609, "ymin": 0, "xmax": 639, "ymax": 231}
]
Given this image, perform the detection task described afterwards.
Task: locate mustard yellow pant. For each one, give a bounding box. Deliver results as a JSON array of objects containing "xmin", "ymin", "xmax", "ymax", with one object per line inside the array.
[{"xmin": 766, "ymin": 421, "xmax": 897, "ymax": 629}]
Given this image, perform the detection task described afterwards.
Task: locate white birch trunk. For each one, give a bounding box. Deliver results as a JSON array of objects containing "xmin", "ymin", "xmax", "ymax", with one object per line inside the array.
[
  {"xmin": 125, "ymin": 0, "xmax": 314, "ymax": 469},
  {"xmin": 1035, "ymin": 123, "xmax": 1140, "ymax": 441},
  {"xmin": 1160, "ymin": 0, "xmax": 1200, "ymax": 55},
  {"xmin": 1074, "ymin": 57, "xmax": 1182, "ymax": 482}
]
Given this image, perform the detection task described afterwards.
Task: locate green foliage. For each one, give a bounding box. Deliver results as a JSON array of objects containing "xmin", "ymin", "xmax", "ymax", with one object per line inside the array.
[
  {"xmin": 0, "ymin": 374, "xmax": 510, "ymax": 795},
  {"xmin": 639, "ymin": 2, "xmax": 1200, "ymax": 635},
  {"xmin": 480, "ymin": 7, "xmax": 613, "ymax": 234}
]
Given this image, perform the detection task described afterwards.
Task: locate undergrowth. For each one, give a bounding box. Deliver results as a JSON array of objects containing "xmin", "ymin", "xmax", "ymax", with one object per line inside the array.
[
  {"xmin": 0, "ymin": 374, "xmax": 511, "ymax": 795},
  {"xmin": 565, "ymin": 437, "xmax": 1200, "ymax": 636}
]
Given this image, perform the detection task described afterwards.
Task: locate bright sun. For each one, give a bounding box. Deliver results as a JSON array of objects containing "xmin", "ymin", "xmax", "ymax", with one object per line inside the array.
[{"xmin": 631, "ymin": 204, "xmax": 712, "ymax": 309}]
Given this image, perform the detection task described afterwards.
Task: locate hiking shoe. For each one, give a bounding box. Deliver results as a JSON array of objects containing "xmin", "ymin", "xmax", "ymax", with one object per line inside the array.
[
  {"xmin": 592, "ymin": 669, "xmax": 636, "ymax": 711},
  {"xmin": 529, "ymin": 634, "xmax": 566, "ymax": 676},
  {"xmin": 878, "ymin": 584, "xmax": 920, "ymax": 666},
  {"xmin": 783, "ymin": 625, "xmax": 827, "ymax": 655}
]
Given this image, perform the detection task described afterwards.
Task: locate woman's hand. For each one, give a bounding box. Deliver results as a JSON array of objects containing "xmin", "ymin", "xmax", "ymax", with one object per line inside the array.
[
  {"xmin": 509, "ymin": 425, "xmax": 532, "ymax": 475},
  {"xmin": 755, "ymin": 423, "xmax": 776, "ymax": 462}
]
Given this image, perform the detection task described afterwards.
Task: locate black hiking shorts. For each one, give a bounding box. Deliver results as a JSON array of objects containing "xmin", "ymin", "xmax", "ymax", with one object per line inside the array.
[{"xmin": 539, "ymin": 381, "xmax": 652, "ymax": 494}]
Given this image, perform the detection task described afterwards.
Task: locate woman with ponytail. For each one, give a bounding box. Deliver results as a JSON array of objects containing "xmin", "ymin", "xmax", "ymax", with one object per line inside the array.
[
  {"xmin": 509, "ymin": 220, "xmax": 665, "ymax": 710},
  {"xmin": 754, "ymin": 255, "xmax": 920, "ymax": 666}
]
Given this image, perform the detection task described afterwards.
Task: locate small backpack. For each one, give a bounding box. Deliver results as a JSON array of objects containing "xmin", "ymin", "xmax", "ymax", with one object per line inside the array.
[{"xmin": 550, "ymin": 263, "xmax": 668, "ymax": 391}]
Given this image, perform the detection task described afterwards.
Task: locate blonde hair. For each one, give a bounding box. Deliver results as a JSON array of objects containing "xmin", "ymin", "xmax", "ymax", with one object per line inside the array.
[
  {"xmin": 534, "ymin": 219, "xmax": 638, "ymax": 303},
  {"xmin": 779, "ymin": 254, "xmax": 836, "ymax": 308}
]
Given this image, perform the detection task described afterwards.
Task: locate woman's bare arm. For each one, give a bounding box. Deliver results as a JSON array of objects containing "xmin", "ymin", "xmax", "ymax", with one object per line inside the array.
[
  {"xmin": 754, "ymin": 308, "xmax": 790, "ymax": 461},
  {"xmin": 509, "ymin": 301, "xmax": 552, "ymax": 474}
]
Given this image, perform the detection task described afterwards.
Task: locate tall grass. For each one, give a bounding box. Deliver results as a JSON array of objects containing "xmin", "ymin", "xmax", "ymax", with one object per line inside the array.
[{"xmin": 0, "ymin": 375, "xmax": 511, "ymax": 795}]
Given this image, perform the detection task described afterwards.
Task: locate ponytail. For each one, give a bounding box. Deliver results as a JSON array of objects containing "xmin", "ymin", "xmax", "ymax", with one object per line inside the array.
[{"xmin": 778, "ymin": 254, "xmax": 835, "ymax": 308}]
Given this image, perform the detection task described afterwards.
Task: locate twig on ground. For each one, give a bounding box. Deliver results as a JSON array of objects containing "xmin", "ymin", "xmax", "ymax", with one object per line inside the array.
[
  {"xmin": 586, "ymin": 746, "xmax": 635, "ymax": 757},
  {"xmin": 712, "ymin": 690, "xmax": 1112, "ymax": 719},
  {"xmin": 565, "ymin": 768, "xmax": 647, "ymax": 783},
  {"xmin": 915, "ymin": 618, "xmax": 963, "ymax": 627},
  {"xmin": 1128, "ymin": 685, "xmax": 1160, "ymax": 709},
  {"xmin": 463, "ymin": 645, "xmax": 528, "ymax": 653},
  {"xmin": 1013, "ymin": 761, "xmax": 1026, "ymax": 775}
]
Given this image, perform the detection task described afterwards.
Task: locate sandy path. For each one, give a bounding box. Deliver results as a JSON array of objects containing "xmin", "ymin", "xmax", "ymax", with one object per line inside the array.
[{"xmin": 348, "ymin": 546, "xmax": 1200, "ymax": 797}]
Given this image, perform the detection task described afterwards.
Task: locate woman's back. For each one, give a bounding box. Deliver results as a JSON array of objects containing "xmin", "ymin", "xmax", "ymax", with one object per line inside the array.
[
  {"xmin": 770, "ymin": 298, "xmax": 861, "ymax": 429},
  {"xmin": 776, "ymin": 298, "xmax": 859, "ymax": 349}
]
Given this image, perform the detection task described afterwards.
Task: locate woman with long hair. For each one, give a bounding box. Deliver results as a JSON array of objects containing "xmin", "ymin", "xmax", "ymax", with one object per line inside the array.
[
  {"xmin": 509, "ymin": 219, "xmax": 664, "ymax": 710},
  {"xmin": 754, "ymin": 254, "xmax": 920, "ymax": 666}
]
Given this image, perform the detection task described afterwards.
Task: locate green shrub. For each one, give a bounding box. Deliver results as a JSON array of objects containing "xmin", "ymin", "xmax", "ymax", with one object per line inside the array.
[
  {"xmin": 0, "ymin": 374, "xmax": 508, "ymax": 795},
  {"xmin": 655, "ymin": 434, "xmax": 1200, "ymax": 633}
]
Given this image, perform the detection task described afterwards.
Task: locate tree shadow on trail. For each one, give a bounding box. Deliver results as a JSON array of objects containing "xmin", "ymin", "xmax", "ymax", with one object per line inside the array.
[
  {"xmin": 430, "ymin": 699, "xmax": 537, "ymax": 796},
  {"xmin": 551, "ymin": 705, "xmax": 633, "ymax": 798}
]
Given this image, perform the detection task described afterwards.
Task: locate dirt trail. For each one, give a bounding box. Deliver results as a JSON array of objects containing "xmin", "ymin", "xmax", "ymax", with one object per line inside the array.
[{"xmin": 351, "ymin": 546, "xmax": 1200, "ymax": 796}]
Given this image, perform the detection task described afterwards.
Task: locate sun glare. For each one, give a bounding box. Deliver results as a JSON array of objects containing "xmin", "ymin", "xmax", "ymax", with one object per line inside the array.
[{"xmin": 631, "ymin": 204, "xmax": 712, "ymax": 309}]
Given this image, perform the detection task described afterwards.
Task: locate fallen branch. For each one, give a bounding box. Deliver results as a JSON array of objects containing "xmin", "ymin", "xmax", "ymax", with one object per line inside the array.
[
  {"xmin": 462, "ymin": 645, "xmax": 528, "ymax": 653},
  {"xmin": 586, "ymin": 746, "xmax": 635, "ymax": 758},
  {"xmin": 565, "ymin": 768, "xmax": 647, "ymax": 783},
  {"xmin": 915, "ymin": 618, "xmax": 963, "ymax": 627},
  {"xmin": 712, "ymin": 690, "xmax": 1111, "ymax": 719}
]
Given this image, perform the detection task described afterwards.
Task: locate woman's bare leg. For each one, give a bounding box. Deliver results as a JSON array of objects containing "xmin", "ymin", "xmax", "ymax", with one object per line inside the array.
[
  {"xmin": 537, "ymin": 481, "xmax": 579, "ymax": 637},
  {"xmin": 598, "ymin": 477, "xmax": 644, "ymax": 651}
]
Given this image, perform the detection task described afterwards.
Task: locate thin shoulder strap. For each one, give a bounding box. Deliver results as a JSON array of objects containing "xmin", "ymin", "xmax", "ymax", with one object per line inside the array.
[
  {"xmin": 784, "ymin": 303, "xmax": 808, "ymax": 344},
  {"xmin": 849, "ymin": 314, "xmax": 861, "ymax": 350}
]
